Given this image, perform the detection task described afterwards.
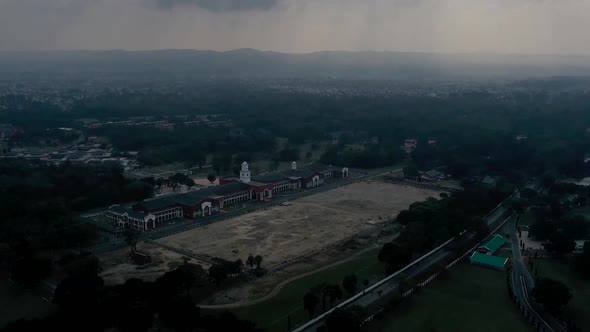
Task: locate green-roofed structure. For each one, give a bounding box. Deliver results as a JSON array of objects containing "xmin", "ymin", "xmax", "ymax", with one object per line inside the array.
[
  {"xmin": 469, "ymin": 252, "xmax": 511, "ymax": 271},
  {"xmin": 477, "ymin": 234, "xmax": 506, "ymax": 254}
]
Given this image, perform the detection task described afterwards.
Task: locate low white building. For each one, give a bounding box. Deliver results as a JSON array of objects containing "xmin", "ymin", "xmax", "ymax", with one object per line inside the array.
[{"xmin": 574, "ymin": 240, "xmax": 588, "ymax": 254}]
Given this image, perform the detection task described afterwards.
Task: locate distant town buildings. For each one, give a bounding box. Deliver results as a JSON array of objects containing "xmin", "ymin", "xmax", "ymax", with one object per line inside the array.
[
  {"xmin": 0, "ymin": 140, "xmax": 138, "ymax": 170},
  {"xmin": 574, "ymin": 240, "xmax": 588, "ymax": 254},
  {"xmin": 0, "ymin": 124, "xmax": 19, "ymax": 140},
  {"xmin": 84, "ymin": 118, "xmax": 233, "ymax": 130},
  {"xmin": 403, "ymin": 139, "xmax": 417, "ymax": 153}
]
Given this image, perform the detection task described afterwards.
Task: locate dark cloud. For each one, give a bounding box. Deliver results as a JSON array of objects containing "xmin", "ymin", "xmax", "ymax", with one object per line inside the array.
[{"xmin": 154, "ymin": 0, "xmax": 279, "ymax": 12}]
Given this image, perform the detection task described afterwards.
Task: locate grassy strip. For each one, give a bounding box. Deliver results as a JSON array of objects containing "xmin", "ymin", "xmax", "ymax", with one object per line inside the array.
[
  {"xmin": 535, "ymin": 259, "xmax": 590, "ymax": 332},
  {"xmin": 567, "ymin": 206, "xmax": 590, "ymax": 220},
  {"xmin": 229, "ymin": 249, "xmax": 385, "ymax": 332},
  {"xmin": 368, "ymin": 263, "xmax": 533, "ymax": 332}
]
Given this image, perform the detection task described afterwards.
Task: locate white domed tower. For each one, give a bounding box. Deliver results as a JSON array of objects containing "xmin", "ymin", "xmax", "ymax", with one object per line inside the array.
[
  {"xmin": 291, "ymin": 161, "xmax": 297, "ymax": 170},
  {"xmin": 240, "ymin": 161, "xmax": 251, "ymax": 183}
]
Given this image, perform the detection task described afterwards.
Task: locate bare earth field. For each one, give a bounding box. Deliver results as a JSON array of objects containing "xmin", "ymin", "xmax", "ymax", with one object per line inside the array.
[
  {"xmin": 202, "ymin": 236, "xmax": 385, "ymax": 305},
  {"xmin": 99, "ymin": 241, "xmax": 209, "ymax": 285},
  {"xmin": 158, "ymin": 181, "xmax": 442, "ymax": 270},
  {"xmin": 99, "ymin": 181, "xmax": 441, "ymax": 295}
]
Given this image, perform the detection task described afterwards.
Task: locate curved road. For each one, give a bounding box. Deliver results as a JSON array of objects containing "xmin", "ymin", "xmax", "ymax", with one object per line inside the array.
[
  {"xmin": 199, "ymin": 244, "xmax": 380, "ymax": 309},
  {"xmin": 508, "ymin": 215, "xmax": 565, "ymax": 332}
]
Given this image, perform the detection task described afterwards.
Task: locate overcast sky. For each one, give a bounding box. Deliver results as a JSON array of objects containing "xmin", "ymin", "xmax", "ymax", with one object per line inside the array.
[{"xmin": 1, "ymin": 0, "xmax": 590, "ymax": 54}]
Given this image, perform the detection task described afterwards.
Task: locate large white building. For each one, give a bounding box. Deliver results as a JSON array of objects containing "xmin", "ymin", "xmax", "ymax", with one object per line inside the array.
[{"xmin": 103, "ymin": 162, "xmax": 353, "ymax": 234}]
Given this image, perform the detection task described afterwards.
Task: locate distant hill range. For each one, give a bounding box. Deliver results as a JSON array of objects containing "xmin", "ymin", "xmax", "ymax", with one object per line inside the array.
[{"xmin": 2, "ymin": 49, "xmax": 590, "ymax": 80}]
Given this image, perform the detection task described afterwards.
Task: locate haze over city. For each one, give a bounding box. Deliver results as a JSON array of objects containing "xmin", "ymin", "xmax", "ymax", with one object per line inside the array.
[
  {"xmin": 2, "ymin": 0, "xmax": 590, "ymax": 54},
  {"xmin": 2, "ymin": 1, "xmax": 590, "ymax": 332}
]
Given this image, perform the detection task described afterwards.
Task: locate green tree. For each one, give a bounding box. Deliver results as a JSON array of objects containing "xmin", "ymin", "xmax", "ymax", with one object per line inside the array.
[
  {"xmin": 246, "ymin": 255, "xmax": 255, "ymax": 269},
  {"xmin": 62, "ymin": 253, "xmax": 102, "ymax": 278},
  {"xmin": 532, "ymin": 278, "xmax": 572, "ymax": 314},
  {"xmin": 529, "ymin": 216, "xmax": 554, "ymax": 241},
  {"xmin": 254, "ymin": 255, "xmax": 263, "ymax": 270},
  {"xmin": 176, "ymin": 263, "xmax": 206, "ymax": 298},
  {"xmin": 158, "ymin": 298, "xmax": 200, "ymax": 331},
  {"xmin": 545, "ymin": 231, "xmax": 576, "ymax": 257},
  {"xmin": 10, "ymin": 257, "xmax": 52, "ymax": 288},
  {"xmin": 303, "ymin": 291, "xmax": 320, "ymax": 319},
  {"xmin": 320, "ymin": 284, "xmax": 343, "ymax": 311},
  {"xmin": 325, "ymin": 306, "xmax": 366, "ymax": 332},
  {"xmin": 520, "ymin": 188, "xmax": 538, "ymax": 200},
  {"xmin": 269, "ymin": 160, "xmax": 280, "ymax": 171},
  {"xmin": 207, "ymin": 173, "xmax": 217, "ymax": 183},
  {"xmin": 572, "ymin": 241, "xmax": 590, "ymax": 278},
  {"xmin": 208, "ymin": 264, "xmax": 227, "ymax": 286},
  {"xmin": 378, "ymin": 242, "xmax": 412, "ymax": 272},
  {"xmin": 403, "ymin": 164, "xmax": 420, "ymax": 179},
  {"xmin": 561, "ymin": 215, "xmax": 589, "ymax": 239},
  {"xmin": 342, "ymin": 274, "xmax": 358, "ymax": 295},
  {"xmin": 124, "ymin": 227, "xmax": 139, "ymax": 253}
]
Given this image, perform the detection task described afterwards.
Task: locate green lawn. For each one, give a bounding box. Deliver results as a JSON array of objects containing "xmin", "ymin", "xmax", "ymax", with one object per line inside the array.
[
  {"xmin": 369, "ymin": 263, "xmax": 533, "ymax": 332},
  {"xmin": 535, "ymin": 259, "xmax": 590, "ymax": 331},
  {"xmin": 566, "ymin": 206, "xmax": 590, "ymax": 220},
  {"xmin": 0, "ymin": 280, "xmax": 57, "ymax": 329},
  {"xmin": 229, "ymin": 248, "xmax": 385, "ymax": 332},
  {"xmin": 519, "ymin": 211, "xmax": 536, "ymax": 226},
  {"xmin": 140, "ymin": 162, "xmax": 188, "ymax": 175}
]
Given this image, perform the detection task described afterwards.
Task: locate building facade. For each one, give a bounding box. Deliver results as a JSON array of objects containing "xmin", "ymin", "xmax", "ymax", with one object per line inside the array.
[{"xmin": 103, "ymin": 161, "xmax": 351, "ymax": 233}]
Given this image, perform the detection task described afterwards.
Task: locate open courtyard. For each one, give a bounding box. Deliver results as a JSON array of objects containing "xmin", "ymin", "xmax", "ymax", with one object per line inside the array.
[{"xmin": 156, "ymin": 181, "xmax": 443, "ymax": 271}]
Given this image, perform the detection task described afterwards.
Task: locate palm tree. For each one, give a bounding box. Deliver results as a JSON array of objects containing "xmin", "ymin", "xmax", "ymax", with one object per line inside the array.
[{"xmin": 254, "ymin": 255, "xmax": 263, "ymax": 270}]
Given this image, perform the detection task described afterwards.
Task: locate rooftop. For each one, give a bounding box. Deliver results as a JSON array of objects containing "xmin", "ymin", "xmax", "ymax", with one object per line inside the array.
[
  {"xmin": 252, "ymin": 170, "xmax": 290, "ymax": 183},
  {"xmin": 138, "ymin": 195, "xmax": 183, "ymax": 211},
  {"xmin": 470, "ymin": 252, "xmax": 509, "ymax": 269},
  {"xmin": 480, "ymin": 234, "xmax": 506, "ymax": 254},
  {"xmin": 108, "ymin": 205, "xmax": 146, "ymax": 220},
  {"xmin": 424, "ymin": 169, "xmax": 443, "ymax": 178},
  {"xmin": 481, "ymin": 175, "xmax": 497, "ymax": 185},
  {"xmin": 137, "ymin": 183, "xmax": 251, "ymax": 211},
  {"xmin": 209, "ymin": 182, "xmax": 251, "ymax": 196}
]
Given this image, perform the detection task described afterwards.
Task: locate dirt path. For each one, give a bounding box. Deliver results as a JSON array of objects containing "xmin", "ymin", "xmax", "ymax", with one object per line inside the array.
[{"xmin": 199, "ymin": 244, "xmax": 380, "ymax": 309}]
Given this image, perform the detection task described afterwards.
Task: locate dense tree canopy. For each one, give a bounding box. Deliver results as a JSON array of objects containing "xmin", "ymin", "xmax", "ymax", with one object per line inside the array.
[
  {"xmin": 532, "ymin": 278, "xmax": 572, "ymax": 314},
  {"xmin": 4, "ymin": 260, "xmax": 261, "ymax": 332},
  {"xmin": 0, "ymin": 161, "xmax": 153, "ymax": 270},
  {"xmin": 7, "ymin": 81, "xmax": 590, "ymax": 179}
]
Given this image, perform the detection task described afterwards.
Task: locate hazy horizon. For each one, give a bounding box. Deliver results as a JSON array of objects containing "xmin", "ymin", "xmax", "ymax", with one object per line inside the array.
[
  {"xmin": 2, "ymin": 0, "xmax": 590, "ymax": 55},
  {"xmin": 5, "ymin": 48, "xmax": 590, "ymax": 58}
]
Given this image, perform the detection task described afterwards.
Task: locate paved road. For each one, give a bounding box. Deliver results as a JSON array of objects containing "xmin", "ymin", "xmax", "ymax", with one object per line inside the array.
[
  {"xmin": 199, "ymin": 244, "xmax": 381, "ymax": 309},
  {"xmin": 508, "ymin": 215, "xmax": 564, "ymax": 332}
]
